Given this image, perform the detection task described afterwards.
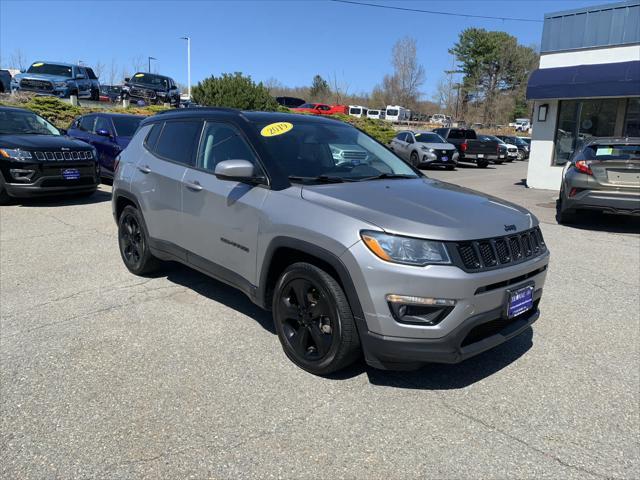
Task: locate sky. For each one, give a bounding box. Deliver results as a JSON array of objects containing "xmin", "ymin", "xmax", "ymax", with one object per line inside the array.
[{"xmin": 0, "ymin": 0, "xmax": 610, "ymax": 100}]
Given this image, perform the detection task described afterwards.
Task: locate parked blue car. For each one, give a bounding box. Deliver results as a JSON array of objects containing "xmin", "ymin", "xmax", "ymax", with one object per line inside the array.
[{"xmin": 67, "ymin": 113, "xmax": 144, "ymax": 181}]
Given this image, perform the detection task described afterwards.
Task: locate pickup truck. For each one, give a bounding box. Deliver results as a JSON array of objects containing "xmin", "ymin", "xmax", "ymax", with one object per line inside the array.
[
  {"xmin": 12, "ymin": 61, "xmax": 100, "ymax": 100},
  {"xmin": 291, "ymin": 103, "xmax": 348, "ymax": 115},
  {"xmin": 432, "ymin": 128, "xmax": 504, "ymax": 168}
]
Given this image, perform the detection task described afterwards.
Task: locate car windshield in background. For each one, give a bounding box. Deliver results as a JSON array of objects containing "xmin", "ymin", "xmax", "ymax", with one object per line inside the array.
[
  {"xmin": 584, "ymin": 144, "xmax": 640, "ymax": 161},
  {"xmin": 112, "ymin": 116, "xmax": 143, "ymax": 137},
  {"xmin": 415, "ymin": 132, "xmax": 445, "ymax": 143},
  {"xmin": 369, "ymin": 111, "xmax": 379, "ymax": 115},
  {"xmin": 26, "ymin": 63, "xmax": 72, "ymax": 77},
  {"xmin": 350, "ymin": 109, "xmax": 361, "ymax": 115},
  {"xmin": 254, "ymin": 121, "xmax": 418, "ymax": 182},
  {"xmin": 0, "ymin": 110, "xmax": 60, "ymax": 136},
  {"xmin": 131, "ymin": 73, "xmax": 168, "ymax": 88},
  {"xmin": 387, "ymin": 109, "xmax": 399, "ymax": 116}
]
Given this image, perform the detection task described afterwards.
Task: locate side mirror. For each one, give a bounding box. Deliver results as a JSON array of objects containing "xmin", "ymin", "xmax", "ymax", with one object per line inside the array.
[
  {"xmin": 124, "ymin": 77, "xmax": 130, "ymax": 82},
  {"xmin": 59, "ymin": 128, "xmax": 67, "ymax": 135},
  {"xmin": 20, "ymin": 69, "xmax": 26, "ymax": 73},
  {"xmin": 96, "ymin": 129, "xmax": 112, "ymax": 138},
  {"xmin": 214, "ymin": 159, "xmax": 256, "ymax": 181},
  {"xmin": 407, "ymin": 137, "xmax": 414, "ymax": 144}
]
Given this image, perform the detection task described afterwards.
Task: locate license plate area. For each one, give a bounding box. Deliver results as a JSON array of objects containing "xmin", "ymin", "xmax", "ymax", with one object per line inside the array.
[
  {"xmin": 477, "ymin": 153, "xmax": 484, "ymax": 158},
  {"xmin": 62, "ymin": 168, "xmax": 80, "ymax": 180},
  {"xmin": 606, "ymin": 169, "xmax": 640, "ymax": 185},
  {"xmin": 505, "ymin": 283, "xmax": 534, "ymax": 319}
]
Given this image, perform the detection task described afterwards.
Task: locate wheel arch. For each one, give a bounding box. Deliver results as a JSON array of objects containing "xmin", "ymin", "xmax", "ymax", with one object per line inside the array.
[
  {"xmin": 258, "ymin": 237, "xmax": 365, "ymax": 323},
  {"xmin": 112, "ymin": 189, "xmax": 141, "ymax": 223}
]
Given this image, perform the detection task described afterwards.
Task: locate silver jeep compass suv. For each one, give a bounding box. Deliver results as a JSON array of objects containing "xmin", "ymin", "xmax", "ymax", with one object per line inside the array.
[{"xmin": 112, "ymin": 109, "xmax": 550, "ymax": 375}]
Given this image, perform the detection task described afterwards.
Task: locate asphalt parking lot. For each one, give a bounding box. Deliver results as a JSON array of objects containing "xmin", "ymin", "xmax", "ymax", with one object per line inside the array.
[{"xmin": 1, "ymin": 161, "xmax": 638, "ymax": 479}]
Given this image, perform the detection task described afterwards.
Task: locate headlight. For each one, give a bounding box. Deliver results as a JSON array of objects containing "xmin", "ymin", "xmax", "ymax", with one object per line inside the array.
[
  {"xmin": 53, "ymin": 81, "xmax": 67, "ymax": 88},
  {"xmin": 0, "ymin": 148, "xmax": 33, "ymax": 161},
  {"xmin": 360, "ymin": 230, "xmax": 451, "ymax": 266}
]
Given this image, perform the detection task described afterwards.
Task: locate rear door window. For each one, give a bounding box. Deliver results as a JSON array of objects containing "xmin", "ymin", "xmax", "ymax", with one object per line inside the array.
[
  {"xmin": 94, "ymin": 116, "xmax": 112, "ymax": 134},
  {"xmin": 153, "ymin": 120, "xmax": 203, "ymax": 166}
]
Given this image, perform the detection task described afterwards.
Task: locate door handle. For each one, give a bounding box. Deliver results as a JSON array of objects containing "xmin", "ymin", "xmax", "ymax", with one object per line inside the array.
[
  {"xmin": 137, "ymin": 164, "xmax": 151, "ymax": 174},
  {"xmin": 184, "ymin": 180, "xmax": 203, "ymax": 191}
]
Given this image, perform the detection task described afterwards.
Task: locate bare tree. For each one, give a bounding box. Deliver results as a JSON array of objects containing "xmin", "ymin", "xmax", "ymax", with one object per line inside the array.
[
  {"xmin": 93, "ymin": 60, "xmax": 105, "ymax": 79},
  {"xmin": 264, "ymin": 77, "xmax": 283, "ymax": 93},
  {"xmin": 131, "ymin": 55, "xmax": 144, "ymax": 73},
  {"xmin": 390, "ymin": 37, "xmax": 425, "ymax": 108},
  {"xmin": 9, "ymin": 49, "xmax": 27, "ymax": 71},
  {"xmin": 108, "ymin": 58, "xmax": 119, "ymax": 85},
  {"xmin": 330, "ymin": 71, "xmax": 350, "ymax": 105}
]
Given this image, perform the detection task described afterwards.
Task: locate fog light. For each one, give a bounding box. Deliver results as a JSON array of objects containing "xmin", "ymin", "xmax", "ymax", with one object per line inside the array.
[
  {"xmin": 385, "ymin": 294, "xmax": 455, "ymax": 306},
  {"xmin": 386, "ymin": 294, "xmax": 455, "ymax": 326},
  {"xmin": 10, "ymin": 168, "xmax": 35, "ymax": 182}
]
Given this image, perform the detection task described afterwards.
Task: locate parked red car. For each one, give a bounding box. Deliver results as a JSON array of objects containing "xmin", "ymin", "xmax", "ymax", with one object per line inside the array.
[{"xmin": 291, "ymin": 103, "xmax": 347, "ymax": 115}]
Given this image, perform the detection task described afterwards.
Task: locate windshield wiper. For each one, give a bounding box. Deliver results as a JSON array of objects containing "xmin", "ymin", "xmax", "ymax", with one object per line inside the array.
[
  {"xmin": 288, "ymin": 175, "xmax": 348, "ymax": 184},
  {"xmin": 357, "ymin": 173, "xmax": 416, "ymax": 181}
]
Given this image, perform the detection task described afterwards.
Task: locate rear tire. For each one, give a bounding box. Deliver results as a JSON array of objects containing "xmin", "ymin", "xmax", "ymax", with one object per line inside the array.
[
  {"xmin": 556, "ymin": 192, "xmax": 578, "ymax": 224},
  {"xmin": 445, "ymin": 165, "xmax": 455, "ymax": 170},
  {"xmin": 477, "ymin": 160, "xmax": 489, "ymax": 168},
  {"xmin": 272, "ymin": 262, "xmax": 361, "ymax": 375},
  {"xmin": 118, "ymin": 205, "xmax": 161, "ymax": 275}
]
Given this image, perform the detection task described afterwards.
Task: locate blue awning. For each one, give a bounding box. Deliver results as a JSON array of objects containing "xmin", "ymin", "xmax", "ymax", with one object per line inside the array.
[{"xmin": 526, "ymin": 60, "xmax": 640, "ymax": 100}]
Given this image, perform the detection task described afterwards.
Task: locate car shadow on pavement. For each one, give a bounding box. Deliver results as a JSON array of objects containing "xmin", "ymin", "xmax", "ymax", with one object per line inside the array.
[
  {"xmin": 456, "ymin": 163, "xmax": 496, "ymax": 169},
  {"xmin": 12, "ymin": 189, "xmax": 112, "ymax": 207},
  {"xmin": 162, "ymin": 263, "xmax": 276, "ymax": 334},
  {"xmin": 329, "ymin": 328, "xmax": 533, "ymax": 389},
  {"xmin": 561, "ymin": 212, "xmax": 640, "ymax": 234}
]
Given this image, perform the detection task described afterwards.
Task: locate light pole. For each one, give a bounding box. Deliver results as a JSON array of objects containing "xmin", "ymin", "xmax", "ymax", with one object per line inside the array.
[
  {"xmin": 180, "ymin": 36, "xmax": 191, "ymax": 100},
  {"xmin": 148, "ymin": 56, "xmax": 157, "ymax": 73}
]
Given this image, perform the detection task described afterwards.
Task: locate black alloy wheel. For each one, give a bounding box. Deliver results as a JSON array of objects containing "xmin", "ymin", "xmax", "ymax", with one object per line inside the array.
[
  {"xmin": 118, "ymin": 206, "xmax": 160, "ymax": 275},
  {"xmin": 273, "ymin": 263, "xmax": 360, "ymax": 375}
]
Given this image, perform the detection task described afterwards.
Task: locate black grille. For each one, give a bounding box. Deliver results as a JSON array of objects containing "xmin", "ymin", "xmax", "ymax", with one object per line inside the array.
[
  {"xmin": 458, "ymin": 244, "xmax": 481, "ymax": 269},
  {"xmin": 129, "ymin": 86, "xmax": 156, "ymax": 99},
  {"xmin": 452, "ymin": 227, "xmax": 547, "ymax": 272},
  {"xmin": 495, "ymin": 239, "xmax": 510, "ymax": 263},
  {"xmin": 20, "ymin": 78, "xmax": 53, "ymax": 91},
  {"xmin": 478, "ymin": 242, "xmax": 497, "ymax": 267}
]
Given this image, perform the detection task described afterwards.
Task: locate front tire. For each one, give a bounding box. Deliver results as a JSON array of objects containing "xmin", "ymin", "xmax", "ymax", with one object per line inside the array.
[
  {"xmin": 118, "ymin": 205, "xmax": 161, "ymax": 275},
  {"xmin": 410, "ymin": 151, "xmax": 419, "ymax": 167},
  {"xmin": 0, "ymin": 176, "xmax": 12, "ymax": 205},
  {"xmin": 272, "ymin": 262, "xmax": 360, "ymax": 375},
  {"xmin": 517, "ymin": 151, "xmax": 524, "ymax": 161}
]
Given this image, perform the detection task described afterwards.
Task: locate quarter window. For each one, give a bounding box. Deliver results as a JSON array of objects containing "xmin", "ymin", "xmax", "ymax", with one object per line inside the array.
[
  {"xmin": 154, "ymin": 120, "xmax": 202, "ymax": 166},
  {"xmin": 144, "ymin": 122, "xmax": 162, "ymax": 150},
  {"xmin": 79, "ymin": 115, "xmax": 96, "ymax": 132}
]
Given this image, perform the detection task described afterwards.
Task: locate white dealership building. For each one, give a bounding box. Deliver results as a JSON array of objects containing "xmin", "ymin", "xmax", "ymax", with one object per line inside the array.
[{"xmin": 526, "ymin": 1, "xmax": 640, "ymax": 190}]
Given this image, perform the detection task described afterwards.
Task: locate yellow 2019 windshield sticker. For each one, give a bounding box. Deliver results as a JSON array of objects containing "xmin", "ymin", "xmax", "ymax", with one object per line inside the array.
[
  {"xmin": 261, "ymin": 122, "xmax": 293, "ymax": 137},
  {"xmin": 134, "ymin": 73, "xmax": 145, "ymax": 78},
  {"xmin": 32, "ymin": 62, "xmax": 44, "ymax": 67}
]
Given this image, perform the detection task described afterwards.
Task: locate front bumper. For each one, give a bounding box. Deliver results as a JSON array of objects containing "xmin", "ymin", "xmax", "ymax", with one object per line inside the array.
[
  {"xmin": 1, "ymin": 161, "xmax": 99, "ymax": 198},
  {"xmin": 341, "ymin": 240, "xmax": 549, "ymax": 368},
  {"xmin": 362, "ymin": 297, "xmax": 540, "ymax": 369},
  {"xmin": 565, "ymin": 188, "xmax": 640, "ymax": 215}
]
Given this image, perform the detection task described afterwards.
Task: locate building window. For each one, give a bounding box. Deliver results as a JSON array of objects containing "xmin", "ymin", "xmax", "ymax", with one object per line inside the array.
[
  {"xmin": 553, "ymin": 99, "xmax": 619, "ymax": 165},
  {"xmin": 624, "ymin": 98, "xmax": 640, "ymax": 137}
]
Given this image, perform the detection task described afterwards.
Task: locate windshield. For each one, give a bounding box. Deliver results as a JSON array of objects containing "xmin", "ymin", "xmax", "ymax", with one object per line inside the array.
[
  {"xmin": 0, "ymin": 110, "xmax": 60, "ymax": 135},
  {"xmin": 255, "ymin": 121, "xmax": 418, "ymax": 181},
  {"xmin": 112, "ymin": 116, "xmax": 142, "ymax": 137},
  {"xmin": 298, "ymin": 103, "xmax": 317, "ymax": 109},
  {"xmin": 368, "ymin": 110, "xmax": 379, "ymax": 115},
  {"xmin": 387, "ymin": 109, "xmax": 399, "ymax": 116},
  {"xmin": 130, "ymin": 73, "xmax": 169, "ymax": 88},
  {"xmin": 27, "ymin": 62, "xmax": 72, "ymax": 77},
  {"xmin": 415, "ymin": 132, "xmax": 445, "ymax": 143}
]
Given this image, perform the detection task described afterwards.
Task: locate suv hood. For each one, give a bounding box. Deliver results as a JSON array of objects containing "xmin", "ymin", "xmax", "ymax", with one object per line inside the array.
[
  {"xmin": 15, "ymin": 73, "xmax": 71, "ymax": 83},
  {"xmin": 417, "ymin": 142, "xmax": 457, "ymax": 150},
  {"xmin": 0, "ymin": 134, "xmax": 91, "ymax": 150},
  {"xmin": 300, "ymin": 178, "xmax": 536, "ymax": 241}
]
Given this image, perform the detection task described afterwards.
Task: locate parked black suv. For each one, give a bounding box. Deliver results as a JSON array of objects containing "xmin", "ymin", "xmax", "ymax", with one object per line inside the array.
[
  {"xmin": 122, "ymin": 72, "xmax": 180, "ymax": 107},
  {"xmin": 0, "ymin": 107, "xmax": 99, "ymax": 203}
]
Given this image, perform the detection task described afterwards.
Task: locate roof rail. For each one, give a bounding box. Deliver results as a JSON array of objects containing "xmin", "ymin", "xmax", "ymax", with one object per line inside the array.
[{"xmin": 154, "ymin": 106, "xmax": 240, "ymax": 115}]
